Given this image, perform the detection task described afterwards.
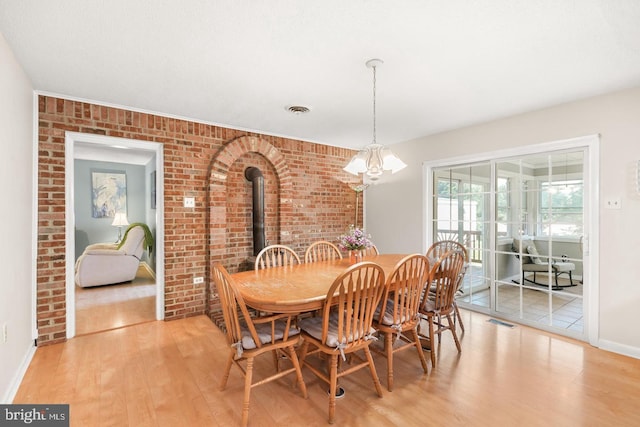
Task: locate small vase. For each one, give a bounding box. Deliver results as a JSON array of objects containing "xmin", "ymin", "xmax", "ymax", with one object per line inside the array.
[{"xmin": 349, "ymin": 250, "xmax": 363, "ymax": 265}]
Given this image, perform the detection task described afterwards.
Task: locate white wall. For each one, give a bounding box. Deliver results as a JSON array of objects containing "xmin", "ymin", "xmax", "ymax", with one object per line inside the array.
[
  {"xmin": 0, "ymin": 33, "xmax": 35, "ymax": 402},
  {"xmin": 366, "ymin": 86, "xmax": 640, "ymax": 356}
]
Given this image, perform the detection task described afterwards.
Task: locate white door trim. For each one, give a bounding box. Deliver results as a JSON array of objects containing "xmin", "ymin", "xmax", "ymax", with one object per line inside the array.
[{"xmin": 64, "ymin": 132, "xmax": 165, "ymax": 339}]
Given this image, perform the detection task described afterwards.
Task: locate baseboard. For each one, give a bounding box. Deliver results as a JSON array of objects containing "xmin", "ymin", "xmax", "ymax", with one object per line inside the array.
[
  {"xmin": 1, "ymin": 342, "xmax": 36, "ymax": 403},
  {"xmin": 598, "ymin": 339, "xmax": 640, "ymax": 360},
  {"xmin": 139, "ymin": 262, "xmax": 156, "ymax": 280}
]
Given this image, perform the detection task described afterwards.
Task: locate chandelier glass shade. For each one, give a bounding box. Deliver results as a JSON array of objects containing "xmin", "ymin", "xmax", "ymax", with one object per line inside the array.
[{"xmin": 343, "ymin": 59, "xmax": 407, "ymax": 181}]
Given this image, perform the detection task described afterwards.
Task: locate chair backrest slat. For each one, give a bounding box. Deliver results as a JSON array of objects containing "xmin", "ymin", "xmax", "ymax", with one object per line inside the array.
[
  {"xmin": 321, "ymin": 262, "xmax": 385, "ymax": 347},
  {"xmin": 379, "ymin": 254, "xmax": 430, "ymax": 326},
  {"xmin": 364, "ymin": 245, "xmax": 380, "ymax": 256},
  {"xmin": 212, "ymin": 263, "xmax": 263, "ymax": 348},
  {"xmin": 427, "ymin": 240, "xmax": 468, "ymax": 292},
  {"xmin": 426, "ymin": 240, "xmax": 468, "ymax": 263},
  {"xmin": 423, "ymin": 250, "xmax": 466, "ymax": 313},
  {"xmin": 255, "ymin": 244, "xmax": 301, "ymax": 270},
  {"xmin": 305, "ymin": 241, "xmax": 343, "ymax": 263}
]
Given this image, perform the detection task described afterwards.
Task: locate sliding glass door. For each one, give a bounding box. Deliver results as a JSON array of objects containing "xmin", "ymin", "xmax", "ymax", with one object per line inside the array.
[
  {"xmin": 429, "ymin": 147, "xmax": 587, "ymax": 339},
  {"xmin": 433, "ymin": 163, "xmax": 491, "ymax": 310}
]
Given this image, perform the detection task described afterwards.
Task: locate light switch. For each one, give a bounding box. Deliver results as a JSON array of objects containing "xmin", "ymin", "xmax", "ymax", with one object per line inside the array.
[{"xmin": 184, "ymin": 197, "xmax": 195, "ymax": 208}]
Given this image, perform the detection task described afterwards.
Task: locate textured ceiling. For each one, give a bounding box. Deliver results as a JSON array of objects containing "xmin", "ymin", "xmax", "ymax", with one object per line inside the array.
[{"xmin": 1, "ymin": 0, "xmax": 640, "ymax": 151}]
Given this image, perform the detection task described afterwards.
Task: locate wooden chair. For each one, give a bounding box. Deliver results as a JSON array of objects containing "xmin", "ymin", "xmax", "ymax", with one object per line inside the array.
[
  {"xmin": 418, "ymin": 249, "xmax": 466, "ymax": 367},
  {"xmin": 426, "ymin": 240, "xmax": 469, "ymax": 332},
  {"xmin": 212, "ymin": 263, "xmax": 308, "ymax": 427},
  {"xmin": 364, "ymin": 244, "xmax": 379, "ymax": 256},
  {"xmin": 304, "ymin": 240, "xmax": 343, "ymax": 263},
  {"xmin": 426, "ymin": 240, "xmax": 466, "ymax": 263},
  {"xmin": 372, "ymin": 254, "xmax": 430, "ymax": 391},
  {"xmin": 255, "ymin": 244, "xmax": 301, "ymax": 270},
  {"xmin": 297, "ymin": 262, "xmax": 386, "ymax": 424}
]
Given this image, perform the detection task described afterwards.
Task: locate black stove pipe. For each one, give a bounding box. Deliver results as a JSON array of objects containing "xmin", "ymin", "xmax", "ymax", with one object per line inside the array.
[{"xmin": 245, "ymin": 167, "xmax": 266, "ymax": 256}]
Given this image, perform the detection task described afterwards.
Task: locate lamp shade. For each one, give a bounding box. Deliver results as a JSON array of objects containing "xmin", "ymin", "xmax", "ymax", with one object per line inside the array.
[
  {"xmin": 343, "ymin": 145, "xmax": 407, "ymax": 180},
  {"xmin": 111, "ymin": 212, "xmax": 129, "ymax": 227},
  {"xmin": 381, "ymin": 148, "xmax": 407, "ymax": 174},
  {"xmin": 343, "ymin": 150, "xmax": 368, "ymax": 175}
]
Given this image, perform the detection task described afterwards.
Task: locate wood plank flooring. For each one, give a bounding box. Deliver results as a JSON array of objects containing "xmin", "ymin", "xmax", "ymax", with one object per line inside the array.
[
  {"xmin": 14, "ymin": 311, "xmax": 640, "ymax": 426},
  {"xmin": 75, "ymin": 265, "xmax": 156, "ymax": 336}
]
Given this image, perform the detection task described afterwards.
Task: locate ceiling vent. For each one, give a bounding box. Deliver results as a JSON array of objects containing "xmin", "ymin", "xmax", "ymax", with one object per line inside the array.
[{"xmin": 286, "ymin": 105, "xmax": 310, "ymax": 115}]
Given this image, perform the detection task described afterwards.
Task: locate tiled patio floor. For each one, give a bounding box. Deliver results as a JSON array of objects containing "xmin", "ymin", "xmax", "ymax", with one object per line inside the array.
[{"xmin": 458, "ymin": 268, "xmax": 583, "ymax": 332}]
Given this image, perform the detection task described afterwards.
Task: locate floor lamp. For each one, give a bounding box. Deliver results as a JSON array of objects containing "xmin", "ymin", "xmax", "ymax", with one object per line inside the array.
[{"xmin": 351, "ymin": 184, "xmax": 369, "ymax": 228}]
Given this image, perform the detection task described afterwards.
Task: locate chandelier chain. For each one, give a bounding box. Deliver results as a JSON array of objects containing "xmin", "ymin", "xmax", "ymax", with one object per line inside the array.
[{"xmin": 372, "ymin": 63, "xmax": 377, "ymax": 145}]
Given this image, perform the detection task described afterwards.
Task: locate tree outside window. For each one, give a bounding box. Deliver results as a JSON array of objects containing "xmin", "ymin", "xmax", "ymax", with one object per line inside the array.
[{"xmin": 539, "ymin": 179, "xmax": 583, "ymax": 237}]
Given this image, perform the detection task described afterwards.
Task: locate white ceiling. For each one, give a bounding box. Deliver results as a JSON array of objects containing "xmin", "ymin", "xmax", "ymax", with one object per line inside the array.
[{"xmin": 1, "ymin": 0, "xmax": 640, "ymax": 152}]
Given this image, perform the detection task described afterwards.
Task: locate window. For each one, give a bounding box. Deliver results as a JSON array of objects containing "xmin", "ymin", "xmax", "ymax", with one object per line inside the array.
[
  {"xmin": 496, "ymin": 177, "xmax": 509, "ymax": 236},
  {"xmin": 434, "ymin": 163, "xmax": 490, "ymax": 264},
  {"xmin": 539, "ymin": 179, "xmax": 583, "ymax": 237}
]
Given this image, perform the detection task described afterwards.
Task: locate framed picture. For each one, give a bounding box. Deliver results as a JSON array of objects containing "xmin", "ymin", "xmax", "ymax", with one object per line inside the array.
[
  {"xmin": 150, "ymin": 170, "xmax": 157, "ymax": 209},
  {"xmin": 91, "ymin": 170, "xmax": 127, "ymax": 218}
]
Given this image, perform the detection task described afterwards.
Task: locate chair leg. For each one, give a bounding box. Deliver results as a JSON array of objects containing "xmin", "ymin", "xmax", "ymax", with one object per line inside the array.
[
  {"xmin": 220, "ymin": 352, "xmax": 234, "ymax": 390},
  {"xmin": 287, "ymin": 345, "xmax": 308, "ymax": 399},
  {"xmin": 384, "ymin": 331, "xmax": 394, "ymax": 391},
  {"xmin": 363, "ymin": 345, "xmax": 384, "ymax": 398},
  {"xmin": 241, "ymin": 357, "xmax": 254, "ymax": 427},
  {"xmin": 410, "ymin": 329, "xmax": 429, "ymax": 374},
  {"xmin": 328, "ymin": 354, "xmax": 338, "ymax": 424},
  {"xmin": 550, "ymin": 270, "xmax": 578, "ymax": 289},
  {"xmin": 298, "ymin": 340, "xmax": 310, "ymax": 366},
  {"xmin": 428, "ymin": 315, "xmax": 436, "ymax": 367},
  {"xmin": 453, "ymin": 301, "xmax": 465, "ymax": 332},
  {"xmin": 446, "ymin": 314, "xmax": 462, "ymax": 353}
]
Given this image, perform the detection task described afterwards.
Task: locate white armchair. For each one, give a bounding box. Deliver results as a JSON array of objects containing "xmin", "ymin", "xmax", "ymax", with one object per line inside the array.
[{"xmin": 75, "ymin": 225, "xmax": 146, "ymax": 287}]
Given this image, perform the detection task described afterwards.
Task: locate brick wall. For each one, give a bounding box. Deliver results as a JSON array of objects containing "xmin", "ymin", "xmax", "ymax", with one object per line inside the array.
[
  {"xmin": 36, "ymin": 96, "xmax": 362, "ymax": 345},
  {"xmin": 224, "ymin": 152, "xmax": 279, "ymax": 271}
]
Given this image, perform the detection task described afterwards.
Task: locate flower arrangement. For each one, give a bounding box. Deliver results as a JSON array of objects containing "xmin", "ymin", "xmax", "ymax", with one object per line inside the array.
[{"xmin": 337, "ymin": 226, "xmax": 372, "ymax": 251}]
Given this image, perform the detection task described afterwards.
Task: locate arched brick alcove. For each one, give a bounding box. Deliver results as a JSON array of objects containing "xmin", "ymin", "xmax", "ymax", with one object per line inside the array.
[{"xmin": 207, "ymin": 135, "xmax": 293, "ymax": 323}]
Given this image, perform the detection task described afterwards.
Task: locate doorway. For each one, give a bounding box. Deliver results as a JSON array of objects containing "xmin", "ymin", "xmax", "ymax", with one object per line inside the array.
[
  {"xmin": 64, "ymin": 132, "xmax": 165, "ymax": 338},
  {"xmin": 424, "ymin": 135, "xmax": 599, "ymax": 343}
]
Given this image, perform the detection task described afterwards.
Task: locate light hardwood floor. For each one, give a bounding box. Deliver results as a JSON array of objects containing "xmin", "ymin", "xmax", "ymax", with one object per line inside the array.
[
  {"xmin": 14, "ymin": 311, "xmax": 640, "ymax": 426},
  {"xmin": 75, "ymin": 265, "xmax": 156, "ymax": 336}
]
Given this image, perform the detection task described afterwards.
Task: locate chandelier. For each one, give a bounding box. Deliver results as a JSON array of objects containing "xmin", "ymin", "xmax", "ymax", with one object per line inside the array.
[{"xmin": 343, "ymin": 59, "xmax": 407, "ymax": 181}]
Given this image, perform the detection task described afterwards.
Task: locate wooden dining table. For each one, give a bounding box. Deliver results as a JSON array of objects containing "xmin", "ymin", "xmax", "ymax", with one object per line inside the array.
[{"xmin": 231, "ymin": 253, "xmax": 410, "ymax": 314}]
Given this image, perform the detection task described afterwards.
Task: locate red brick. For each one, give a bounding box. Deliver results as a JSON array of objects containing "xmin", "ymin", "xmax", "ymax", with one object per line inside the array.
[{"xmin": 36, "ymin": 95, "xmax": 362, "ymax": 345}]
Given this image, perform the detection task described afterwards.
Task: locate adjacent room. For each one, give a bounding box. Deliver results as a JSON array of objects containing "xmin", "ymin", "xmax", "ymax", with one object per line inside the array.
[
  {"xmin": 72, "ymin": 147, "xmax": 158, "ymax": 335},
  {"xmin": 2, "ymin": 1, "xmax": 640, "ymax": 426}
]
